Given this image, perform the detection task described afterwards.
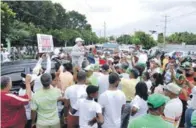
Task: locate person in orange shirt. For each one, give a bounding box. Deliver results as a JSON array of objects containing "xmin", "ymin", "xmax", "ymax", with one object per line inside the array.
[{"xmin": 59, "ymin": 63, "xmax": 74, "ymax": 92}]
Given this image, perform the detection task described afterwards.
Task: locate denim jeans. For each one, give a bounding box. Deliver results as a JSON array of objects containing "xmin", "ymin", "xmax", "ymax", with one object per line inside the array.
[{"xmin": 185, "ymin": 108, "xmax": 194, "ymax": 128}]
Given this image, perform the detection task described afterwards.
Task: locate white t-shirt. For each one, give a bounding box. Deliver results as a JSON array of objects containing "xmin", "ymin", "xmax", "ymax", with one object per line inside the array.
[
  {"xmin": 64, "ymin": 84, "xmax": 87, "ymax": 116},
  {"xmin": 188, "ymin": 86, "xmax": 196, "ymax": 109},
  {"xmin": 97, "ymin": 74, "xmax": 109, "ymax": 96},
  {"xmin": 129, "ymin": 95, "xmax": 148, "ymax": 121},
  {"xmin": 98, "ymin": 90, "xmax": 126, "ymax": 128},
  {"xmin": 164, "ymin": 98, "xmax": 183, "ymax": 128},
  {"xmin": 18, "ymin": 88, "xmax": 33, "ymax": 120},
  {"xmin": 33, "ymin": 75, "xmax": 42, "ymax": 92},
  {"xmin": 73, "ymin": 99, "xmax": 102, "ymax": 128},
  {"xmin": 145, "ymin": 80, "xmax": 152, "ymax": 93},
  {"xmin": 138, "ymin": 53, "xmax": 148, "ymax": 64}
]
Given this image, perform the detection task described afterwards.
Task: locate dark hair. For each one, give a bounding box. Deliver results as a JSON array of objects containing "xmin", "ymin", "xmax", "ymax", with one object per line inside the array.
[
  {"xmin": 86, "ymin": 85, "xmax": 99, "ymax": 95},
  {"xmin": 151, "ymin": 73, "xmax": 164, "ymax": 93},
  {"xmin": 77, "ymin": 71, "xmax": 86, "ymax": 81},
  {"xmin": 55, "ymin": 63, "xmax": 61, "ymax": 72},
  {"xmin": 51, "ymin": 73, "xmax": 56, "ymax": 80},
  {"xmin": 41, "ymin": 73, "xmax": 52, "ymax": 88},
  {"xmin": 135, "ymin": 82, "xmax": 148, "ymax": 101},
  {"xmin": 153, "ymin": 73, "xmax": 164, "ymax": 86},
  {"xmin": 143, "ymin": 72, "xmax": 150, "ymax": 80},
  {"xmin": 135, "ymin": 65, "xmax": 144, "ymax": 76},
  {"xmin": 63, "ymin": 63, "xmax": 73, "ymax": 72},
  {"xmin": 1, "ymin": 76, "xmax": 11, "ymax": 89},
  {"xmin": 176, "ymin": 69, "xmax": 183, "ymax": 74},
  {"xmin": 109, "ymin": 72, "xmax": 120, "ymax": 84},
  {"xmin": 130, "ymin": 69, "xmax": 139, "ymax": 79}
]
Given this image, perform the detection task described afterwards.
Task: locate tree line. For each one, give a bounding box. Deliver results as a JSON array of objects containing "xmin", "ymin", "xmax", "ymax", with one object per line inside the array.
[
  {"xmin": 1, "ymin": 1, "xmax": 195, "ymax": 48},
  {"xmin": 1, "ymin": 1, "xmax": 99, "ymax": 46}
]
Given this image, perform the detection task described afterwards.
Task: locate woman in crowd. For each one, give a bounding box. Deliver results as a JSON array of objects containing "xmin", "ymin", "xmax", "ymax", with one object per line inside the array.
[
  {"xmin": 129, "ymin": 82, "xmax": 148, "ymax": 121},
  {"xmin": 142, "ymin": 72, "xmax": 152, "ymax": 94},
  {"xmin": 151, "ymin": 73, "xmax": 164, "ymax": 94}
]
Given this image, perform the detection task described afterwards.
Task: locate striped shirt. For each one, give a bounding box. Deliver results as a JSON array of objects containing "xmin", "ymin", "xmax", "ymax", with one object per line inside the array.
[{"xmin": 1, "ymin": 92, "xmax": 29, "ymax": 128}]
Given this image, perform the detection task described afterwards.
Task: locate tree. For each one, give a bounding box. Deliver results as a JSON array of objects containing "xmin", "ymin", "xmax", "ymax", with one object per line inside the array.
[
  {"xmin": 4, "ymin": 1, "xmax": 98, "ymax": 46},
  {"xmin": 132, "ymin": 31, "xmax": 156, "ymax": 49},
  {"xmin": 66, "ymin": 11, "xmax": 88, "ymax": 29},
  {"xmin": 167, "ymin": 32, "xmax": 196, "ymax": 45},
  {"xmin": 98, "ymin": 37, "xmax": 108, "ymax": 43},
  {"xmin": 1, "ymin": 2, "xmax": 16, "ymax": 43},
  {"xmin": 54, "ymin": 3, "xmax": 67, "ymax": 29},
  {"xmin": 109, "ymin": 36, "xmax": 115, "ymax": 41},
  {"xmin": 117, "ymin": 34, "xmax": 132, "ymax": 44},
  {"xmin": 157, "ymin": 33, "xmax": 164, "ymax": 43}
]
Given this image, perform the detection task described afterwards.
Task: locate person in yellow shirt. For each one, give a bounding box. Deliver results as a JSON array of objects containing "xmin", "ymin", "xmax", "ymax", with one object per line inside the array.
[
  {"xmin": 162, "ymin": 55, "xmax": 169, "ymax": 70},
  {"xmin": 119, "ymin": 68, "xmax": 139, "ymax": 102}
]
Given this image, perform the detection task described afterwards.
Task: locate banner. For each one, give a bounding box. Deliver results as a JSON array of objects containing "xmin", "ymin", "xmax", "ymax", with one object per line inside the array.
[{"xmin": 37, "ymin": 34, "xmax": 54, "ymax": 53}]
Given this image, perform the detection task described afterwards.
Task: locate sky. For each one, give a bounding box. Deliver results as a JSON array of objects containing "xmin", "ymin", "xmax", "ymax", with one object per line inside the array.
[{"xmin": 52, "ymin": 0, "xmax": 196, "ymax": 37}]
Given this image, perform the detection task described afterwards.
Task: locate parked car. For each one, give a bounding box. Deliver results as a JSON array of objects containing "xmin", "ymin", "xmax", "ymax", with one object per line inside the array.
[{"xmin": 1, "ymin": 59, "xmax": 57, "ymax": 94}]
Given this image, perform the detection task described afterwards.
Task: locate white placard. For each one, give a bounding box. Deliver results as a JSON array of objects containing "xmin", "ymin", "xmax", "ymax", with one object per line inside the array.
[{"xmin": 37, "ymin": 34, "xmax": 54, "ymax": 53}]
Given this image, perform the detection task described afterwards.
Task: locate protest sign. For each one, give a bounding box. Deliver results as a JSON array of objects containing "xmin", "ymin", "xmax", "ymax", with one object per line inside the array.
[{"xmin": 37, "ymin": 34, "xmax": 54, "ymax": 53}]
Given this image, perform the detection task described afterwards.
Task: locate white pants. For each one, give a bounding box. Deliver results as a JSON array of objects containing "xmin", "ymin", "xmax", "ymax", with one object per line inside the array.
[{"xmin": 72, "ymin": 57, "xmax": 84, "ymax": 68}]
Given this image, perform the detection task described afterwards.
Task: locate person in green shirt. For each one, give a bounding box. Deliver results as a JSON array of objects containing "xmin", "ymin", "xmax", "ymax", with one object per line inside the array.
[
  {"xmin": 128, "ymin": 93, "xmax": 174, "ymax": 128},
  {"xmin": 31, "ymin": 73, "xmax": 63, "ymax": 128},
  {"xmin": 85, "ymin": 64, "xmax": 98, "ymax": 86}
]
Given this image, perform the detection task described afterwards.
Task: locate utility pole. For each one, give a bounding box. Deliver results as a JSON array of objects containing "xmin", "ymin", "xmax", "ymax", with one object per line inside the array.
[
  {"xmin": 163, "ymin": 15, "xmax": 168, "ymax": 45},
  {"xmin": 104, "ymin": 22, "xmax": 106, "ymax": 40}
]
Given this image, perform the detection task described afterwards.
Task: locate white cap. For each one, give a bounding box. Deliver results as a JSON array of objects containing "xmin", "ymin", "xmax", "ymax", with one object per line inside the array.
[
  {"xmin": 75, "ymin": 37, "xmax": 84, "ymax": 43},
  {"xmin": 151, "ymin": 58, "xmax": 161, "ymax": 66},
  {"xmin": 164, "ymin": 83, "xmax": 182, "ymax": 95},
  {"xmin": 108, "ymin": 58, "xmax": 114, "ymax": 62},
  {"xmin": 84, "ymin": 64, "xmax": 94, "ymax": 71}
]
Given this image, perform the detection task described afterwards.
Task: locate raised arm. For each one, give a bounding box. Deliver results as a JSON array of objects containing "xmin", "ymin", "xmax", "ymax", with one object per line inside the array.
[{"xmin": 45, "ymin": 54, "xmax": 51, "ymax": 73}]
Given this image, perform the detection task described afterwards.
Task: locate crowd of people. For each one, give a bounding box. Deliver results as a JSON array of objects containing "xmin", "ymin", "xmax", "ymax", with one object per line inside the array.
[{"xmin": 1, "ymin": 37, "xmax": 196, "ymax": 128}]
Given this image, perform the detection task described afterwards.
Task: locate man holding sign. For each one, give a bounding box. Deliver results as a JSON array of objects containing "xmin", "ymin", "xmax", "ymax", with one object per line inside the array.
[{"xmin": 71, "ymin": 37, "xmax": 85, "ymax": 68}]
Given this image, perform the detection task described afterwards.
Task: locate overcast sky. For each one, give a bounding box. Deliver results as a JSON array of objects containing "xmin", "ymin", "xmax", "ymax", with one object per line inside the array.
[{"xmin": 52, "ymin": 0, "xmax": 196, "ymax": 36}]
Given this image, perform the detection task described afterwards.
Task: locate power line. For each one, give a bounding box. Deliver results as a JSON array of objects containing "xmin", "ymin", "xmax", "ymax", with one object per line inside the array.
[{"xmin": 168, "ymin": 10, "xmax": 196, "ymax": 22}]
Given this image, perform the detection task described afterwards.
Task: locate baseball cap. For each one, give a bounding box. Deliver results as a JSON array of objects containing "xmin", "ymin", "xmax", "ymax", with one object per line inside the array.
[
  {"xmin": 147, "ymin": 94, "xmax": 169, "ymax": 109},
  {"xmin": 75, "ymin": 37, "xmax": 84, "ymax": 43},
  {"xmin": 108, "ymin": 58, "xmax": 114, "ymax": 62},
  {"xmin": 101, "ymin": 64, "xmax": 109, "ymax": 71},
  {"xmin": 164, "ymin": 83, "xmax": 182, "ymax": 95},
  {"xmin": 84, "ymin": 64, "xmax": 94, "ymax": 71},
  {"xmin": 126, "ymin": 68, "xmax": 139, "ymax": 78},
  {"xmin": 120, "ymin": 63, "xmax": 129, "ymax": 70},
  {"xmin": 151, "ymin": 58, "xmax": 161, "ymax": 66}
]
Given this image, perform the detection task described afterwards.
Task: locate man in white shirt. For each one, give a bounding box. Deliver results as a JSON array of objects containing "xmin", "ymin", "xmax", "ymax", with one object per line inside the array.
[
  {"xmin": 71, "ymin": 37, "xmax": 85, "ymax": 68},
  {"xmin": 98, "ymin": 73, "xmax": 126, "ymax": 128},
  {"xmin": 71, "ymin": 86, "xmax": 104, "ymax": 128},
  {"xmin": 163, "ymin": 83, "xmax": 183, "ymax": 128},
  {"xmin": 64, "ymin": 71, "xmax": 88, "ymax": 128},
  {"xmin": 33, "ymin": 54, "xmax": 51, "ymax": 92},
  {"xmin": 185, "ymin": 80, "xmax": 196, "ymax": 128},
  {"xmin": 97, "ymin": 64, "xmax": 110, "ymax": 96}
]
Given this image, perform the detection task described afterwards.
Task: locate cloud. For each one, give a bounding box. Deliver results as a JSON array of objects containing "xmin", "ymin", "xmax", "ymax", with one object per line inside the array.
[{"xmin": 52, "ymin": 0, "xmax": 196, "ymax": 36}]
